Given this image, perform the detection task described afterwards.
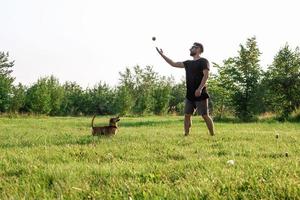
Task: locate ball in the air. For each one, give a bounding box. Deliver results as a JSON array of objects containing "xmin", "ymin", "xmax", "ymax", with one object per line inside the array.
[{"xmin": 152, "ymin": 37, "xmax": 156, "ymax": 41}]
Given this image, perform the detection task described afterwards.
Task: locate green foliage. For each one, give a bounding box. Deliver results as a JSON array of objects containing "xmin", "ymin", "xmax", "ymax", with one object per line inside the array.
[
  {"xmin": 117, "ymin": 66, "xmax": 173, "ymax": 115},
  {"xmin": 8, "ymin": 83, "xmax": 26, "ymax": 113},
  {"xmin": 214, "ymin": 37, "xmax": 262, "ymax": 121},
  {"xmin": 115, "ymin": 67, "xmax": 135, "ymax": 115},
  {"xmin": 60, "ymin": 82, "xmax": 84, "ymax": 115},
  {"xmin": 47, "ymin": 76, "xmax": 64, "ymax": 116},
  {"xmin": 25, "ymin": 78, "xmax": 52, "ymax": 114},
  {"xmin": 86, "ymin": 82, "xmax": 115, "ymax": 115},
  {"xmin": 113, "ymin": 86, "xmax": 134, "ymax": 116},
  {"xmin": 0, "ymin": 52, "xmax": 15, "ymax": 112},
  {"xmin": 132, "ymin": 66, "xmax": 158, "ymax": 115},
  {"xmin": 208, "ymin": 72, "xmax": 234, "ymax": 119},
  {"xmin": 169, "ymin": 79, "xmax": 185, "ymax": 114},
  {"xmin": 263, "ymin": 44, "xmax": 300, "ymax": 120},
  {"xmin": 152, "ymin": 77, "xmax": 172, "ymax": 115},
  {"xmin": 25, "ymin": 76, "xmax": 64, "ymax": 115}
]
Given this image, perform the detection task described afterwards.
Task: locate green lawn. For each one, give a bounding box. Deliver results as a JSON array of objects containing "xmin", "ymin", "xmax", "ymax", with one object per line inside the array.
[{"xmin": 0, "ymin": 116, "xmax": 299, "ymax": 199}]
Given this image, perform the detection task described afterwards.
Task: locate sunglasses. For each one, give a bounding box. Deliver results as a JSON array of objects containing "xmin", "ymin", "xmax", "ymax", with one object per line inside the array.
[{"xmin": 191, "ymin": 45, "xmax": 200, "ymax": 49}]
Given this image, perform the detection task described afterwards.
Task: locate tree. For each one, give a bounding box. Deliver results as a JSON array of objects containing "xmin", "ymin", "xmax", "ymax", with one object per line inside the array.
[
  {"xmin": 264, "ymin": 44, "xmax": 300, "ymax": 120},
  {"xmin": 0, "ymin": 52, "xmax": 15, "ymax": 112},
  {"xmin": 25, "ymin": 76, "xmax": 64, "ymax": 115},
  {"xmin": 113, "ymin": 85, "xmax": 133, "ymax": 116},
  {"xmin": 60, "ymin": 82, "xmax": 84, "ymax": 116},
  {"xmin": 9, "ymin": 83, "xmax": 26, "ymax": 113},
  {"xmin": 25, "ymin": 78, "xmax": 52, "ymax": 114},
  {"xmin": 152, "ymin": 77, "xmax": 172, "ymax": 115},
  {"xmin": 86, "ymin": 82, "xmax": 115, "ymax": 115},
  {"xmin": 169, "ymin": 79, "xmax": 185, "ymax": 114},
  {"xmin": 214, "ymin": 37, "xmax": 262, "ymax": 121},
  {"xmin": 115, "ymin": 67, "xmax": 135, "ymax": 115},
  {"xmin": 47, "ymin": 76, "xmax": 64, "ymax": 116},
  {"xmin": 207, "ymin": 72, "xmax": 234, "ymax": 119},
  {"xmin": 132, "ymin": 66, "xmax": 158, "ymax": 115}
]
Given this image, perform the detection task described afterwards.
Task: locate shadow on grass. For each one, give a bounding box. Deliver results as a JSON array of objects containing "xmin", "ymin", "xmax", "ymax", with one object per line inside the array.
[
  {"xmin": 213, "ymin": 116, "xmax": 260, "ymax": 123},
  {"xmin": 119, "ymin": 119, "xmax": 182, "ymax": 127},
  {"xmin": 214, "ymin": 115, "xmax": 300, "ymax": 123},
  {"xmin": 0, "ymin": 135, "xmax": 112, "ymax": 149},
  {"xmin": 261, "ymin": 153, "xmax": 289, "ymax": 159}
]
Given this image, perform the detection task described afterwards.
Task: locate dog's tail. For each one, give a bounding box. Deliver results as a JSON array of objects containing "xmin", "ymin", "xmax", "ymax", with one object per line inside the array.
[{"xmin": 91, "ymin": 115, "xmax": 96, "ymax": 128}]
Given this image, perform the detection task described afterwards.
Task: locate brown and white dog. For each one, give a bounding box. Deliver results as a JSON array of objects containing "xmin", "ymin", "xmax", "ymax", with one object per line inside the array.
[{"xmin": 91, "ymin": 115, "xmax": 120, "ymax": 136}]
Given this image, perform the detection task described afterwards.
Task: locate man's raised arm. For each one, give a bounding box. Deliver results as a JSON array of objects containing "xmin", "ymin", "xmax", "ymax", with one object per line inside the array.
[{"xmin": 156, "ymin": 47, "xmax": 184, "ymax": 68}]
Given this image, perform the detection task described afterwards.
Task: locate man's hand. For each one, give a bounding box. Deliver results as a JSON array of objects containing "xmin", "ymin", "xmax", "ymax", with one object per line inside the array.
[
  {"xmin": 156, "ymin": 47, "xmax": 163, "ymax": 56},
  {"xmin": 195, "ymin": 88, "xmax": 202, "ymax": 97}
]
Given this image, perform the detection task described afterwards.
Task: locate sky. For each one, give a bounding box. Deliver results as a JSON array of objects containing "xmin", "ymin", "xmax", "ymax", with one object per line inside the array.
[{"xmin": 1, "ymin": 0, "xmax": 300, "ymax": 88}]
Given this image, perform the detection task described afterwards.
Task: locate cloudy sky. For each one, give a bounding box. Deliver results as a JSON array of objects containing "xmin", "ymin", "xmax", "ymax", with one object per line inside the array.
[{"xmin": 1, "ymin": 0, "xmax": 300, "ymax": 87}]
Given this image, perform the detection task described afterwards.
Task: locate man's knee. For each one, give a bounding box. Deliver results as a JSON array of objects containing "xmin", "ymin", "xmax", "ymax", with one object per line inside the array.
[
  {"xmin": 201, "ymin": 114, "xmax": 209, "ymax": 120},
  {"xmin": 185, "ymin": 114, "xmax": 192, "ymax": 119}
]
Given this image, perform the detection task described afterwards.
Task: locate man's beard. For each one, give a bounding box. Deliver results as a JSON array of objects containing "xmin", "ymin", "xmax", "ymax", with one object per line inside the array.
[{"xmin": 190, "ymin": 51, "xmax": 196, "ymax": 56}]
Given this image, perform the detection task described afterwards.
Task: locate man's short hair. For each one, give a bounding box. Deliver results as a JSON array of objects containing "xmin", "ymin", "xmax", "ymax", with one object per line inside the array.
[{"xmin": 194, "ymin": 42, "xmax": 204, "ymax": 53}]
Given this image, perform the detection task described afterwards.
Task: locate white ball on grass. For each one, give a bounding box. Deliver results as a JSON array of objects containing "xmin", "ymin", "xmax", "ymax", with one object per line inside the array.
[{"xmin": 227, "ymin": 160, "xmax": 235, "ymax": 165}]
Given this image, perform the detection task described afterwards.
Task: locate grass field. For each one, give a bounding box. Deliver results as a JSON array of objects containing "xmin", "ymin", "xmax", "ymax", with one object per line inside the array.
[{"xmin": 0, "ymin": 116, "xmax": 299, "ymax": 199}]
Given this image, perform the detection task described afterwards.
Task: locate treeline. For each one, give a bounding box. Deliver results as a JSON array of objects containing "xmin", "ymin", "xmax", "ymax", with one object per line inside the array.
[
  {"xmin": 1, "ymin": 37, "xmax": 300, "ymax": 121},
  {"xmin": 0, "ymin": 61, "xmax": 185, "ymax": 116}
]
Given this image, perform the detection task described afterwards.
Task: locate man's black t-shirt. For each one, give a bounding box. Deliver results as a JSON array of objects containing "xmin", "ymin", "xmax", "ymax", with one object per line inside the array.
[{"xmin": 183, "ymin": 58, "xmax": 210, "ymax": 101}]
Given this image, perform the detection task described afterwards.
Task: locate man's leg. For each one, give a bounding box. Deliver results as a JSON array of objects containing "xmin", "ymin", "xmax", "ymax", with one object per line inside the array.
[
  {"xmin": 184, "ymin": 98, "xmax": 194, "ymax": 136},
  {"xmin": 197, "ymin": 99, "xmax": 215, "ymax": 136},
  {"xmin": 202, "ymin": 114, "xmax": 215, "ymax": 136},
  {"xmin": 184, "ymin": 114, "xmax": 192, "ymax": 136}
]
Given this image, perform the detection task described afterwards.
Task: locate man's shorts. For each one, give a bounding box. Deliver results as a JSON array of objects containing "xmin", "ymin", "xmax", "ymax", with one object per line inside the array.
[{"xmin": 184, "ymin": 98, "xmax": 209, "ymax": 116}]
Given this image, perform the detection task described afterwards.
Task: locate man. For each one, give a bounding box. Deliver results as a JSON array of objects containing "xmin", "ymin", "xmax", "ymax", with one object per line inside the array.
[{"xmin": 156, "ymin": 42, "xmax": 215, "ymax": 136}]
